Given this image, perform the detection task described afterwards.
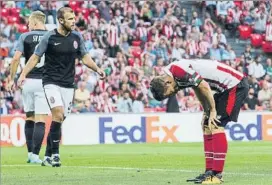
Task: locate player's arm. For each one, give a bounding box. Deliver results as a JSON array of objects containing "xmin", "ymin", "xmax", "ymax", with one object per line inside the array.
[
  {"xmin": 20, "ymin": 54, "xmax": 40, "ymax": 78},
  {"xmin": 193, "ymin": 80, "xmax": 219, "ymax": 129},
  {"xmin": 10, "ymin": 51, "xmax": 23, "ymax": 81},
  {"xmin": 81, "ymin": 54, "xmax": 105, "ymax": 78},
  {"xmin": 193, "ymin": 84, "xmax": 210, "ymax": 115},
  {"xmin": 10, "ymin": 34, "xmax": 25, "ymax": 82},
  {"xmin": 193, "ymin": 80, "xmax": 216, "ymax": 113},
  {"xmin": 77, "ymin": 31, "xmax": 106, "ymax": 79}
]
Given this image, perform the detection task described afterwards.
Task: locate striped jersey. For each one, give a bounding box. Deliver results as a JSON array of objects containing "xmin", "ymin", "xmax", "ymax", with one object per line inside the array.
[{"xmin": 164, "ymin": 59, "xmax": 244, "ymax": 93}]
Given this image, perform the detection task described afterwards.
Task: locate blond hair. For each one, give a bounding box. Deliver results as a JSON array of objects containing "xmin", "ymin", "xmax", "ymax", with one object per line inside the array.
[{"xmin": 29, "ymin": 11, "xmax": 46, "ymax": 24}]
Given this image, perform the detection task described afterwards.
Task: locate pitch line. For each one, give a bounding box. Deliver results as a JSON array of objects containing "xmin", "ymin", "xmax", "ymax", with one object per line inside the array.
[{"xmin": 1, "ymin": 165, "xmax": 269, "ymax": 177}]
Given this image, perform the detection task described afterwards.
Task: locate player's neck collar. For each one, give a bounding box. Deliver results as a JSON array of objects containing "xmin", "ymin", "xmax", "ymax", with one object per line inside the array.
[{"xmin": 56, "ymin": 28, "xmax": 71, "ymax": 37}]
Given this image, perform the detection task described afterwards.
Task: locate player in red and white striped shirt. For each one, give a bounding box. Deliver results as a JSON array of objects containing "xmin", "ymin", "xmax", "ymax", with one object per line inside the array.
[{"xmin": 150, "ymin": 59, "xmax": 249, "ymax": 184}]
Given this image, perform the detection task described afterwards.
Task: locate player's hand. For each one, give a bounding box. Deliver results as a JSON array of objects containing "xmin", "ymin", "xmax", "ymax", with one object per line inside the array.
[
  {"xmin": 97, "ymin": 68, "xmax": 106, "ymax": 80},
  {"xmin": 201, "ymin": 112, "xmax": 209, "ymax": 130},
  {"xmin": 7, "ymin": 81, "xmax": 15, "ymax": 92},
  {"xmin": 17, "ymin": 75, "xmax": 26, "ymax": 89},
  {"xmin": 208, "ymin": 110, "xmax": 220, "ymax": 130}
]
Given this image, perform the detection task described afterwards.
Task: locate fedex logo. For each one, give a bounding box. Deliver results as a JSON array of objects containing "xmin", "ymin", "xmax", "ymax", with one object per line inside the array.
[
  {"xmin": 99, "ymin": 116, "xmax": 179, "ymax": 144},
  {"xmin": 225, "ymin": 115, "xmax": 272, "ymax": 141}
]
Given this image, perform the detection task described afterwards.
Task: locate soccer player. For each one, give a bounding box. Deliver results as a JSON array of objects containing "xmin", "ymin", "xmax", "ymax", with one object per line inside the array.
[
  {"xmin": 150, "ymin": 59, "xmax": 249, "ymax": 184},
  {"xmin": 18, "ymin": 7, "xmax": 106, "ymax": 167},
  {"xmin": 9, "ymin": 11, "xmax": 49, "ymax": 164}
]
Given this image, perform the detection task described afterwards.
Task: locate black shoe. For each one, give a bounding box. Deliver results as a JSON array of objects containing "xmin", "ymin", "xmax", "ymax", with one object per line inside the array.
[
  {"xmin": 186, "ymin": 170, "xmax": 213, "ymax": 182},
  {"xmin": 51, "ymin": 155, "xmax": 61, "ymax": 167},
  {"xmin": 41, "ymin": 157, "xmax": 52, "ymax": 167},
  {"xmin": 194, "ymin": 173, "xmax": 224, "ymax": 184}
]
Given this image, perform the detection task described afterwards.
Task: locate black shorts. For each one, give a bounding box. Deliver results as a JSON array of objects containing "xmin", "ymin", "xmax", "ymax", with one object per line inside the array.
[{"xmin": 213, "ymin": 78, "xmax": 249, "ymax": 127}]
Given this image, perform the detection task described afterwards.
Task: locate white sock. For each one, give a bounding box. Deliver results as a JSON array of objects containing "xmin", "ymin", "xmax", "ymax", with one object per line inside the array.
[
  {"xmin": 28, "ymin": 152, "xmax": 33, "ymax": 158},
  {"xmin": 32, "ymin": 154, "xmax": 39, "ymax": 160}
]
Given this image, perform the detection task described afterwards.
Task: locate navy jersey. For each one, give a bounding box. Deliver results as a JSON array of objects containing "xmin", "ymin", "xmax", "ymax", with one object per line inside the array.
[
  {"xmin": 34, "ymin": 29, "xmax": 88, "ymax": 88},
  {"xmin": 16, "ymin": 30, "xmax": 47, "ymax": 79}
]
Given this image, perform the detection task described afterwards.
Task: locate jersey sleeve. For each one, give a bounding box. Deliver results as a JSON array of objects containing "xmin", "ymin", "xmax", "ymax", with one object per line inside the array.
[
  {"xmin": 166, "ymin": 64, "xmax": 203, "ymax": 88},
  {"xmin": 74, "ymin": 31, "xmax": 88, "ymax": 58},
  {"xmin": 15, "ymin": 34, "xmax": 24, "ymax": 53},
  {"xmin": 34, "ymin": 32, "xmax": 50, "ymax": 57}
]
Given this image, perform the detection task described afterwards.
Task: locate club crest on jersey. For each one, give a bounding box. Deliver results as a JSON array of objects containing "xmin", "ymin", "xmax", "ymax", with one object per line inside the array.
[
  {"xmin": 50, "ymin": 97, "xmax": 55, "ymax": 104},
  {"xmin": 73, "ymin": 40, "xmax": 78, "ymax": 49}
]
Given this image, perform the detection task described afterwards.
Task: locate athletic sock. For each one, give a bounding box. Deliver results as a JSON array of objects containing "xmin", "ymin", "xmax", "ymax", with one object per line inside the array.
[
  {"xmin": 44, "ymin": 133, "xmax": 52, "ymax": 157},
  {"xmin": 32, "ymin": 122, "xmax": 45, "ymax": 155},
  {"xmin": 24, "ymin": 120, "xmax": 35, "ymax": 153},
  {"xmin": 204, "ymin": 134, "xmax": 213, "ymax": 171},
  {"xmin": 212, "ymin": 132, "xmax": 228, "ymax": 174},
  {"xmin": 49, "ymin": 121, "xmax": 62, "ymax": 155}
]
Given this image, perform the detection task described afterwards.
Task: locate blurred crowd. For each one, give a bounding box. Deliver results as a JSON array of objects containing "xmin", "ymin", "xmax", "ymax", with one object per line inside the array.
[{"xmin": 1, "ymin": 1, "xmax": 272, "ymax": 115}]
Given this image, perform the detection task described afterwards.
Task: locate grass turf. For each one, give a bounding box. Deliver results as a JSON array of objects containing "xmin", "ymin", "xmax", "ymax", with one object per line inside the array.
[{"xmin": 1, "ymin": 141, "xmax": 271, "ymax": 185}]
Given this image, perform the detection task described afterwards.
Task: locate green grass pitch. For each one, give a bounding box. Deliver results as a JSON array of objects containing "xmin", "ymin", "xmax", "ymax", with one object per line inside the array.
[{"xmin": 1, "ymin": 141, "xmax": 271, "ymax": 185}]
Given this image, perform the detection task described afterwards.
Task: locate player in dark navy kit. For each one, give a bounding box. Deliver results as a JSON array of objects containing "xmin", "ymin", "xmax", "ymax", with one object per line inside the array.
[
  {"xmin": 150, "ymin": 59, "xmax": 249, "ymax": 184},
  {"xmin": 9, "ymin": 11, "xmax": 50, "ymax": 164},
  {"xmin": 18, "ymin": 7, "xmax": 106, "ymax": 167}
]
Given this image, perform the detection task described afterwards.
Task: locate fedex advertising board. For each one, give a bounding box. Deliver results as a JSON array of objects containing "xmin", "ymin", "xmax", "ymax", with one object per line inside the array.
[
  {"xmin": 61, "ymin": 113, "xmax": 203, "ymax": 145},
  {"xmin": 1, "ymin": 112, "xmax": 272, "ymax": 147},
  {"xmin": 225, "ymin": 112, "xmax": 272, "ymax": 141}
]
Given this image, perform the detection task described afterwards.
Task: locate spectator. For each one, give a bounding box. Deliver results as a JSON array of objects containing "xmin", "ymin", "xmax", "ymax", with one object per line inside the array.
[
  {"xmin": 132, "ymin": 93, "xmax": 145, "ymax": 113},
  {"xmin": 258, "ymin": 80, "xmax": 272, "ymax": 109},
  {"xmin": 253, "ymin": 10, "xmax": 268, "ymax": 33},
  {"xmin": 97, "ymin": 2, "xmax": 111, "ymax": 23},
  {"xmin": 242, "ymin": 45, "xmax": 254, "ymax": 65},
  {"xmin": 191, "ymin": 11, "xmax": 202, "ymax": 32},
  {"xmin": 155, "ymin": 36, "xmax": 169, "ymax": 62},
  {"xmin": 265, "ymin": 58, "xmax": 272, "ymax": 77},
  {"xmin": 248, "ymin": 55, "xmax": 266, "ymax": 79},
  {"xmin": 117, "ymin": 90, "xmax": 133, "ymax": 113},
  {"xmin": 209, "ymin": 43, "xmax": 221, "ymax": 61},
  {"xmin": 248, "ymin": 76, "xmax": 261, "ymax": 97},
  {"xmin": 74, "ymin": 82, "xmax": 90, "ymax": 104},
  {"xmin": 212, "ymin": 27, "xmax": 227, "ymax": 45},
  {"xmin": 244, "ymin": 88, "xmax": 259, "ymax": 110}
]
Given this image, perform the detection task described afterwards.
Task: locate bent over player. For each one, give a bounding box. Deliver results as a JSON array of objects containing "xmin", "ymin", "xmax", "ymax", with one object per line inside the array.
[
  {"xmin": 9, "ymin": 11, "xmax": 49, "ymax": 164},
  {"xmin": 18, "ymin": 7, "xmax": 106, "ymax": 167},
  {"xmin": 150, "ymin": 59, "xmax": 249, "ymax": 184}
]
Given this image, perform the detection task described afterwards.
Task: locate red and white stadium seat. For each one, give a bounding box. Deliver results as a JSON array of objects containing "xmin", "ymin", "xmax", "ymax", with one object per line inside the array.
[
  {"xmin": 262, "ymin": 41, "xmax": 272, "ymax": 53},
  {"xmin": 7, "ymin": 16, "xmax": 19, "ymax": 24},
  {"xmin": 250, "ymin": 34, "xmax": 264, "ymax": 47},
  {"xmin": 18, "ymin": 24, "xmax": 28, "ymax": 33},
  {"xmin": 1, "ymin": 8, "xmax": 8, "ymax": 17},
  {"xmin": 10, "ymin": 8, "xmax": 20, "ymax": 17},
  {"xmin": 238, "ymin": 25, "xmax": 252, "ymax": 40}
]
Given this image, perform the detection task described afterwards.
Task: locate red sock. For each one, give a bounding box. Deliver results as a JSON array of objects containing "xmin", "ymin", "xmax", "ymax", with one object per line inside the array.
[
  {"xmin": 204, "ymin": 134, "xmax": 213, "ymax": 171},
  {"xmin": 212, "ymin": 132, "xmax": 228, "ymax": 173}
]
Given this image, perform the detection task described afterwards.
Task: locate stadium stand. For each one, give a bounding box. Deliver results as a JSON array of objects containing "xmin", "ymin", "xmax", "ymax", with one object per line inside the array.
[{"xmin": 0, "ymin": 0, "xmax": 272, "ymax": 114}]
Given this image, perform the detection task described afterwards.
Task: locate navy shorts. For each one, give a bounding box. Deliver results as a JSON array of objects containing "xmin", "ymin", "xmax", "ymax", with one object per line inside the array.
[{"xmin": 205, "ymin": 78, "xmax": 249, "ymax": 127}]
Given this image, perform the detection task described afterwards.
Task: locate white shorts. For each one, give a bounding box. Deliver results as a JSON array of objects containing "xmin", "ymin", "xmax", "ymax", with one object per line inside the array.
[
  {"xmin": 43, "ymin": 84, "xmax": 74, "ymax": 116},
  {"xmin": 22, "ymin": 78, "xmax": 50, "ymax": 114}
]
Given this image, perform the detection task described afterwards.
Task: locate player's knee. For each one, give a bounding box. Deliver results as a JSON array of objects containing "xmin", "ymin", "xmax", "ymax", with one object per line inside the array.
[
  {"xmin": 26, "ymin": 111, "xmax": 35, "ymax": 120},
  {"xmin": 51, "ymin": 107, "xmax": 64, "ymax": 122},
  {"xmin": 35, "ymin": 114, "xmax": 47, "ymax": 123},
  {"xmin": 53, "ymin": 113, "xmax": 64, "ymax": 122}
]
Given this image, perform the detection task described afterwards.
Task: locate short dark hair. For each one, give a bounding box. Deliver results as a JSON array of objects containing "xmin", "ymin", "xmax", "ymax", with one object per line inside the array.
[
  {"xmin": 57, "ymin": 7, "xmax": 73, "ymax": 20},
  {"xmin": 150, "ymin": 77, "xmax": 166, "ymax": 101}
]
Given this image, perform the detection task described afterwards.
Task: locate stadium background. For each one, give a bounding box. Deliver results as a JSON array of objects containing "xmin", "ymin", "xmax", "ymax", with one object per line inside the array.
[
  {"xmin": 1, "ymin": 0, "xmax": 272, "ymax": 114},
  {"xmin": 1, "ymin": 1, "xmax": 272, "ymax": 185}
]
